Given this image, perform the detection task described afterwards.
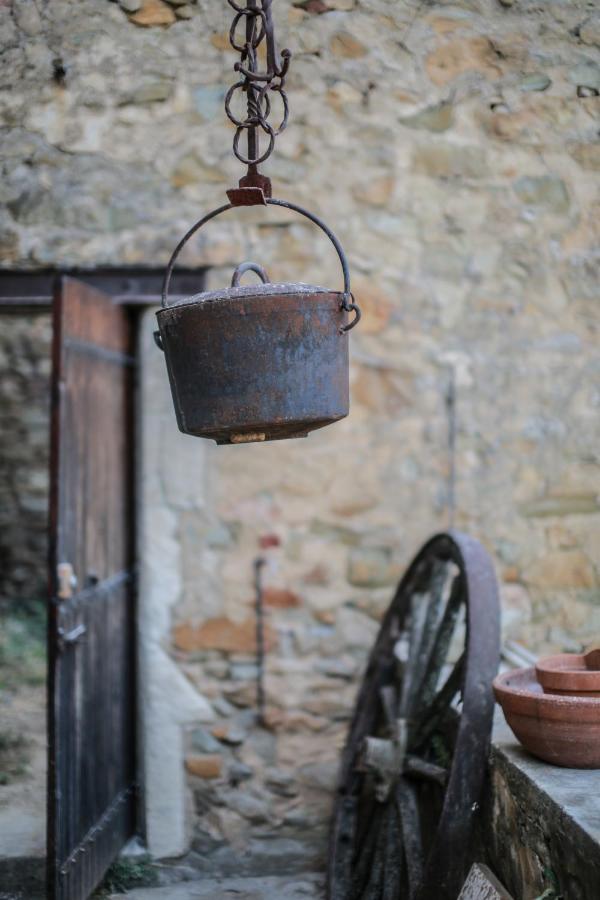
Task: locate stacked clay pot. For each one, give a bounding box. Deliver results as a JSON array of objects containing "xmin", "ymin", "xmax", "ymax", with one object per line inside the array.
[{"xmin": 493, "ymin": 649, "xmax": 600, "ymax": 768}]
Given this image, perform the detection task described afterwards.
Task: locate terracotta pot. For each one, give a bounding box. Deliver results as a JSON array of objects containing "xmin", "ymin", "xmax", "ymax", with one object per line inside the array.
[
  {"xmin": 493, "ymin": 667, "xmax": 600, "ymax": 768},
  {"xmin": 536, "ymin": 651, "xmax": 600, "ymax": 698}
]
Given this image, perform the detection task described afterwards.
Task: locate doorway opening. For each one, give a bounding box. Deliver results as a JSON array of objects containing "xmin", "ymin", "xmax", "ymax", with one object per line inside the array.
[{"xmin": 0, "ymin": 309, "xmax": 49, "ymax": 875}]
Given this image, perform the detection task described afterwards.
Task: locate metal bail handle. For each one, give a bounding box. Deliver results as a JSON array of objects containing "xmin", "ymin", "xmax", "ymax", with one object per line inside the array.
[{"xmin": 160, "ymin": 198, "xmax": 361, "ymax": 333}]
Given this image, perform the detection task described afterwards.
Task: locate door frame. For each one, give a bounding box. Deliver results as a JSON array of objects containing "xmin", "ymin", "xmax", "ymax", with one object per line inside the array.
[{"xmin": 0, "ymin": 266, "xmax": 207, "ymax": 890}]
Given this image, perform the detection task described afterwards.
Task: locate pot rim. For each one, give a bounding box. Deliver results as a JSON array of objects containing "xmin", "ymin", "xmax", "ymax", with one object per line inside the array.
[
  {"xmin": 160, "ymin": 281, "xmax": 334, "ymax": 311},
  {"xmin": 536, "ymin": 653, "xmax": 600, "ymax": 686},
  {"xmin": 494, "ymin": 667, "xmax": 600, "ymax": 719}
]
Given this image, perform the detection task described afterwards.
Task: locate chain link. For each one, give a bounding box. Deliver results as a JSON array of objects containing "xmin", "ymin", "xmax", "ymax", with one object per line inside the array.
[{"xmin": 226, "ymin": 0, "xmax": 291, "ymax": 170}]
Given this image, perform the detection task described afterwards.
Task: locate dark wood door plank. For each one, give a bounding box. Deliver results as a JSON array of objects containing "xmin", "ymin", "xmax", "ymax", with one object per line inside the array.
[{"xmin": 48, "ymin": 277, "xmax": 137, "ymax": 900}]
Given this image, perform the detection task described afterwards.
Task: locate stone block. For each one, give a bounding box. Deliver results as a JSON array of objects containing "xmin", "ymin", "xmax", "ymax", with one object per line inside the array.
[
  {"xmin": 193, "ymin": 86, "xmax": 227, "ymax": 121},
  {"xmin": 173, "ymin": 617, "xmax": 278, "ymax": 654},
  {"xmin": 220, "ymin": 789, "xmax": 272, "ymax": 823},
  {"xmin": 347, "ymin": 547, "xmax": 402, "ymax": 588},
  {"xmin": 352, "ymin": 175, "xmax": 396, "ymax": 207},
  {"xmin": 190, "ymin": 727, "xmax": 221, "ymax": 754},
  {"xmin": 262, "ymin": 587, "xmax": 302, "ymax": 608},
  {"xmin": 525, "ymin": 551, "xmax": 595, "ymax": 590},
  {"xmin": 425, "ymin": 37, "xmax": 502, "ymax": 85},
  {"xmin": 519, "ymin": 73, "xmax": 551, "ymax": 92},
  {"xmin": 412, "ymin": 144, "xmax": 488, "ymax": 179},
  {"xmin": 129, "ymin": 0, "xmax": 176, "ymax": 26},
  {"xmin": 185, "ymin": 754, "xmax": 223, "ymax": 779},
  {"xmin": 568, "ymin": 61, "xmax": 600, "ymax": 92},
  {"xmin": 579, "ymin": 14, "xmax": 600, "ymax": 47},
  {"xmin": 569, "ymin": 143, "xmax": 600, "ymax": 172},
  {"xmin": 211, "ymin": 722, "xmax": 247, "ymax": 745},
  {"xmin": 399, "ymin": 101, "xmax": 454, "ymax": 132},
  {"xmin": 333, "ymin": 606, "xmax": 380, "ymax": 651},
  {"xmin": 520, "ymin": 494, "xmax": 600, "ymax": 517},
  {"xmin": 297, "ymin": 760, "xmax": 338, "ymax": 792},
  {"xmin": 330, "ymin": 32, "xmax": 367, "ymax": 58},
  {"xmin": 513, "ymin": 175, "xmax": 570, "ymax": 214},
  {"xmin": 13, "ymin": 0, "xmax": 42, "ymax": 36},
  {"xmin": 119, "ymin": 0, "xmax": 143, "ymax": 12}
]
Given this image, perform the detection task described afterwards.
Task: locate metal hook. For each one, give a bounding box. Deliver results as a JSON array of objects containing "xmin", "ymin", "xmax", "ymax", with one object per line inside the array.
[{"xmin": 340, "ymin": 294, "xmax": 361, "ymax": 334}]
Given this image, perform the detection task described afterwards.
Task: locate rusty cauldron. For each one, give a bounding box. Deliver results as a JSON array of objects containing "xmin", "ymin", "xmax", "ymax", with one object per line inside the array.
[{"xmin": 155, "ymin": 198, "xmax": 361, "ymax": 445}]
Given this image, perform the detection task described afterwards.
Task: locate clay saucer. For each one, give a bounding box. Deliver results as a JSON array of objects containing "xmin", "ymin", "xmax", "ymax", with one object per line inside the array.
[
  {"xmin": 493, "ymin": 667, "xmax": 600, "ymax": 768},
  {"xmin": 536, "ymin": 649, "xmax": 600, "ymax": 698}
]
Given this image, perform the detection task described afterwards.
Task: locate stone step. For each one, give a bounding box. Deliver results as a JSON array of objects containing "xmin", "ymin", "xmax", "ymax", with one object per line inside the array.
[{"xmin": 110, "ymin": 872, "xmax": 325, "ymax": 900}]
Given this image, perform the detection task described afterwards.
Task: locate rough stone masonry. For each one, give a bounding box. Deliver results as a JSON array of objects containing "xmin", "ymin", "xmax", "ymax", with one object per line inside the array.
[{"xmin": 1, "ymin": 0, "xmax": 599, "ymax": 865}]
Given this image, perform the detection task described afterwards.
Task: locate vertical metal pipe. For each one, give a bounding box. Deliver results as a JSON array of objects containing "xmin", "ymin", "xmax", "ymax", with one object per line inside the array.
[
  {"xmin": 446, "ymin": 367, "xmax": 457, "ymax": 530},
  {"xmin": 253, "ymin": 556, "xmax": 267, "ymax": 725}
]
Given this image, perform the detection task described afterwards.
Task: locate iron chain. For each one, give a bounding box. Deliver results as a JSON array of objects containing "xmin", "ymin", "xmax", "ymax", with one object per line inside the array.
[{"xmin": 225, "ymin": 0, "xmax": 291, "ymax": 169}]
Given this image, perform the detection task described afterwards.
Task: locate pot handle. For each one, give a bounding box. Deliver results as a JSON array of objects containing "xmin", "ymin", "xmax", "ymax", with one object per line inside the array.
[
  {"xmin": 161, "ymin": 198, "xmax": 361, "ymax": 333},
  {"xmin": 231, "ymin": 262, "xmax": 270, "ymax": 287}
]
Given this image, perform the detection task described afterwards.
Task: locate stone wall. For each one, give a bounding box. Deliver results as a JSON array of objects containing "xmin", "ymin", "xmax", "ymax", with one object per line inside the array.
[
  {"xmin": 2, "ymin": 0, "xmax": 600, "ymax": 861},
  {"xmin": 2, "ymin": 0, "xmax": 598, "ymax": 647},
  {"xmin": 0, "ymin": 315, "xmax": 51, "ymax": 610}
]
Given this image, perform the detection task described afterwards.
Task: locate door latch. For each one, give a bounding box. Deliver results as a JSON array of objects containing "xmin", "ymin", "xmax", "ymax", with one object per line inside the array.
[{"xmin": 57, "ymin": 623, "xmax": 87, "ymax": 653}]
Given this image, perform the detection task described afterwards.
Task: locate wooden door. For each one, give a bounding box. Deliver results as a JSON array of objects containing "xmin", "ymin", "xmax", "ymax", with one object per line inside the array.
[{"xmin": 47, "ymin": 277, "xmax": 137, "ymax": 900}]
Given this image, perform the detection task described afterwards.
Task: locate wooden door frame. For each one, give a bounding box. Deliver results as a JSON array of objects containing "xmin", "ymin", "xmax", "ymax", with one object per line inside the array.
[{"xmin": 0, "ymin": 267, "xmax": 207, "ymax": 313}]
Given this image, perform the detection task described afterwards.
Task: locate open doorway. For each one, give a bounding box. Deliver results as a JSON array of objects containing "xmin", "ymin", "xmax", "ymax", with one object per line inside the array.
[{"xmin": 0, "ymin": 310, "xmax": 50, "ymax": 874}]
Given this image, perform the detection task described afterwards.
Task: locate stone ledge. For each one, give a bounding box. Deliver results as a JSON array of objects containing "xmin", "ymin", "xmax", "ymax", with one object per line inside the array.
[{"xmin": 480, "ymin": 711, "xmax": 600, "ymax": 899}]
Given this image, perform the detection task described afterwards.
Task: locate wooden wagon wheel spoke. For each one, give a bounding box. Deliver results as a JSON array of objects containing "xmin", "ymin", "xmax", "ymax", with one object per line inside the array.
[
  {"xmin": 408, "ymin": 561, "xmax": 451, "ymax": 696},
  {"xmin": 350, "ymin": 802, "xmax": 383, "ymax": 900},
  {"xmin": 328, "ymin": 533, "xmax": 500, "ymax": 900},
  {"xmin": 398, "ymin": 593, "xmax": 428, "ymax": 718},
  {"xmin": 396, "ymin": 778, "xmax": 424, "ymax": 899},
  {"xmin": 328, "ymin": 795, "xmax": 357, "ymax": 900},
  {"xmin": 380, "ymin": 683, "xmax": 398, "ymax": 731},
  {"xmin": 401, "ymin": 564, "xmax": 462, "ymax": 731},
  {"xmin": 399, "ymin": 559, "xmax": 448, "ymax": 719},
  {"xmin": 358, "ymin": 812, "xmax": 387, "ymax": 900},
  {"xmin": 381, "ymin": 800, "xmax": 403, "ymax": 900},
  {"xmin": 404, "ymin": 754, "xmax": 448, "ymax": 786},
  {"xmin": 412, "ymin": 651, "xmax": 465, "ymax": 753},
  {"xmin": 417, "ymin": 570, "xmax": 464, "ymax": 707}
]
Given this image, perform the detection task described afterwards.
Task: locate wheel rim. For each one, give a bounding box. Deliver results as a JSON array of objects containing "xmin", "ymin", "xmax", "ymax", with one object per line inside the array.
[{"xmin": 328, "ymin": 531, "xmax": 500, "ymax": 900}]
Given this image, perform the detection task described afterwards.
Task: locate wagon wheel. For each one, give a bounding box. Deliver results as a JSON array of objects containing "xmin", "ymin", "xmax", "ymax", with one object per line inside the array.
[{"xmin": 328, "ymin": 532, "xmax": 500, "ymax": 900}]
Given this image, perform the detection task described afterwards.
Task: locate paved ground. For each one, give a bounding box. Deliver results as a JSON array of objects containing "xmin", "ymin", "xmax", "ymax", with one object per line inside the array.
[
  {"xmin": 0, "ymin": 683, "xmax": 46, "ymax": 858},
  {"xmin": 110, "ymin": 873, "xmax": 325, "ymax": 900}
]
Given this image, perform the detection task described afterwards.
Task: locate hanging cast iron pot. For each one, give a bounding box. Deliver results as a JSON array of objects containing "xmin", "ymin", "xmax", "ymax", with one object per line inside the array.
[
  {"xmin": 155, "ymin": 199, "xmax": 360, "ymax": 445},
  {"xmin": 155, "ymin": 0, "xmax": 361, "ymax": 445}
]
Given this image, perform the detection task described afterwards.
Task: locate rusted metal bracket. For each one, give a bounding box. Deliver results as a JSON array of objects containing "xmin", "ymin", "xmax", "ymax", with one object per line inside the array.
[
  {"xmin": 227, "ymin": 186, "xmax": 268, "ymax": 207},
  {"xmin": 227, "ymin": 171, "xmax": 272, "ymax": 206}
]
